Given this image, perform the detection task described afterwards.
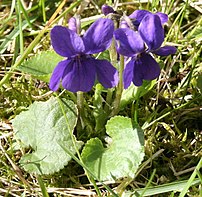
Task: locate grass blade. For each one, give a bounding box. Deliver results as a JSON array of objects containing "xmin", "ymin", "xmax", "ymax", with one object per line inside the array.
[
  {"xmin": 179, "ymin": 158, "xmax": 202, "ymax": 197},
  {"xmin": 0, "ymin": 17, "xmax": 36, "ymax": 54},
  {"xmin": 18, "ymin": 0, "xmax": 34, "ymax": 28},
  {"xmin": 125, "ymin": 179, "xmax": 201, "ymax": 196}
]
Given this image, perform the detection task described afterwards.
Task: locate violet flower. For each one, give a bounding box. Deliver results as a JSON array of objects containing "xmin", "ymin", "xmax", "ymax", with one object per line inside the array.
[
  {"xmin": 121, "ymin": 9, "xmax": 168, "ymax": 29},
  {"xmin": 49, "ymin": 18, "xmax": 118, "ymax": 92},
  {"xmin": 114, "ymin": 13, "xmax": 176, "ymax": 88},
  {"xmin": 129, "ymin": 10, "xmax": 168, "ymax": 27}
]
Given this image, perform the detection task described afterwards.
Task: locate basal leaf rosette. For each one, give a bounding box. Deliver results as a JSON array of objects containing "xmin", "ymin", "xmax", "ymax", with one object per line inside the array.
[
  {"xmin": 12, "ymin": 97, "xmax": 83, "ymax": 175},
  {"xmin": 81, "ymin": 116, "xmax": 145, "ymax": 181}
]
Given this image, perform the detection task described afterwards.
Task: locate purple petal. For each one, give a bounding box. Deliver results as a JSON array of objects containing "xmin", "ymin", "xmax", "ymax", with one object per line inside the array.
[
  {"xmin": 83, "ymin": 18, "xmax": 114, "ymax": 54},
  {"xmin": 101, "ymin": 4, "xmax": 115, "ymax": 15},
  {"xmin": 156, "ymin": 12, "xmax": 168, "ymax": 24},
  {"xmin": 94, "ymin": 59, "xmax": 118, "ymax": 88},
  {"xmin": 49, "ymin": 59, "xmax": 70, "ymax": 91},
  {"xmin": 129, "ymin": 10, "xmax": 151, "ymax": 26},
  {"xmin": 62, "ymin": 56, "xmax": 96, "ymax": 92},
  {"xmin": 68, "ymin": 17, "xmax": 77, "ymax": 32},
  {"xmin": 153, "ymin": 46, "xmax": 177, "ymax": 56},
  {"xmin": 51, "ymin": 26, "xmax": 84, "ymax": 57},
  {"xmin": 130, "ymin": 10, "xmax": 168, "ymax": 26},
  {"xmin": 120, "ymin": 20, "xmax": 130, "ymax": 28},
  {"xmin": 133, "ymin": 53, "xmax": 160, "ymax": 86},
  {"xmin": 114, "ymin": 28, "xmax": 145, "ymax": 57},
  {"xmin": 123, "ymin": 59, "xmax": 135, "ymax": 89},
  {"xmin": 138, "ymin": 14, "xmax": 164, "ymax": 51}
]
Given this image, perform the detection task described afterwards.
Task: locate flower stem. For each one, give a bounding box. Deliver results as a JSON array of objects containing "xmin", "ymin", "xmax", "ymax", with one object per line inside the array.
[
  {"xmin": 77, "ymin": 91, "xmax": 85, "ymax": 128},
  {"xmin": 104, "ymin": 37, "xmax": 118, "ymax": 114},
  {"xmin": 104, "ymin": 88, "xmax": 113, "ymax": 114},
  {"xmin": 110, "ymin": 55, "xmax": 124, "ymax": 116},
  {"xmin": 109, "ymin": 38, "xmax": 118, "ymax": 68},
  {"xmin": 56, "ymin": 95, "xmax": 102, "ymax": 197}
]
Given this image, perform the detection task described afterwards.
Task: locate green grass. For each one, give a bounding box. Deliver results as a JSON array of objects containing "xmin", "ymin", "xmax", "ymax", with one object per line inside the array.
[{"xmin": 0, "ymin": 0, "xmax": 202, "ymax": 196}]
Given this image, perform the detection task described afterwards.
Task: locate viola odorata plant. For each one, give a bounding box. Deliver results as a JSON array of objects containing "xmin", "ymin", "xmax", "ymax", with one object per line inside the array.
[{"xmin": 13, "ymin": 4, "xmax": 177, "ymax": 193}]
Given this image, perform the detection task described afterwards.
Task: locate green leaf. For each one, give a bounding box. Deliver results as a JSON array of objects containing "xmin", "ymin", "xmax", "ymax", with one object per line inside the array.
[
  {"xmin": 81, "ymin": 116, "xmax": 144, "ymax": 181},
  {"xmin": 17, "ymin": 51, "xmax": 63, "ymax": 82},
  {"xmin": 189, "ymin": 24, "xmax": 202, "ymax": 42},
  {"xmin": 120, "ymin": 80, "xmax": 156, "ymax": 109},
  {"xmin": 96, "ymin": 50, "xmax": 110, "ymax": 62},
  {"xmin": 12, "ymin": 97, "xmax": 83, "ymax": 175},
  {"xmin": 196, "ymin": 75, "xmax": 202, "ymax": 94}
]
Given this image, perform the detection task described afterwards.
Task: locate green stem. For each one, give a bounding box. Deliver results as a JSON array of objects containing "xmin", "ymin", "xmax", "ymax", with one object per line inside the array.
[
  {"xmin": 18, "ymin": 0, "xmax": 33, "ymax": 28},
  {"xmin": 56, "ymin": 95, "xmax": 102, "ymax": 197},
  {"xmin": 104, "ymin": 15, "xmax": 119, "ymax": 114},
  {"xmin": 139, "ymin": 169, "xmax": 156, "ymax": 197},
  {"xmin": 77, "ymin": 91, "xmax": 84, "ymax": 111},
  {"xmin": 133, "ymin": 99, "xmax": 139, "ymax": 127},
  {"xmin": 110, "ymin": 55, "xmax": 125, "ymax": 116},
  {"xmin": 104, "ymin": 88, "xmax": 113, "ymax": 113},
  {"xmin": 77, "ymin": 91, "xmax": 85, "ymax": 128},
  {"xmin": 36, "ymin": 175, "xmax": 50, "ymax": 197},
  {"xmin": 103, "ymin": 38, "xmax": 118, "ymax": 114},
  {"xmin": 116, "ymin": 177, "xmax": 133, "ymax": 196},
  {"xmin": 109, "ymin": 38, "xmax": 118, "ymax": 68},
  {"xmin": 17, "ymin": 0, "xmax": 24, "ymax": 54},
  {"xmin": 40, "ymin": 0, "xmax": 46, "ymax": 22},
  {"xmin": 175, "ymin": 0, "xmax": 188, "ymax": 42},
  {"xmin": 56, "ymin": 96, "xmax": 81, "ymax": 158}
]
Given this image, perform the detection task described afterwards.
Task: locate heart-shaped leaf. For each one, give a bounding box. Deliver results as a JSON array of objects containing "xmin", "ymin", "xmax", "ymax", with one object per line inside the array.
[
  {"xmin": 81, "ymin": 116, "xmax": 144, "ymax": 181},
  {"xmin": 120, "ymin": 80, "xmax": 155, "ymax": 109},
  {"xmin": 18, "ymin": 50, "xmax": 63, "ymax": 82},
  {"xmin": 12, "ymin": 97, "xmax": 82, "ymax": 174}
]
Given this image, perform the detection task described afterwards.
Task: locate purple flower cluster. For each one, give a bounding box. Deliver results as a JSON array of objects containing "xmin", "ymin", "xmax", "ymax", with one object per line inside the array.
[
  {"xmin": 114, "ymin": 9, "xmax": 177, "ymax": 88},
  {"xmin": 49, "ymin": 6, "xmax": 176, "ymax": 92}
]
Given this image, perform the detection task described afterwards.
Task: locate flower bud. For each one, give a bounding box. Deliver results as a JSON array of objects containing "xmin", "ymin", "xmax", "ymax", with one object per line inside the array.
[
  {"xmin": 68, "ymin": 17, "xmax": 77, "ymax": 32},
  {"xmin": 101, "ymin": 4, "xmax": 115, "ymax": 16},
  {"xmin": 68, "ymin": 16, "xmax": 81, "ymax": 34}
]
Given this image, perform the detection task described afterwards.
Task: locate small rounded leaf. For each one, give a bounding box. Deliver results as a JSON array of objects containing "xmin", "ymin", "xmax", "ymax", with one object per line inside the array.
[{"xmin": 81, "ymin": 116, "xmax": 145, "ymax": 181}]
